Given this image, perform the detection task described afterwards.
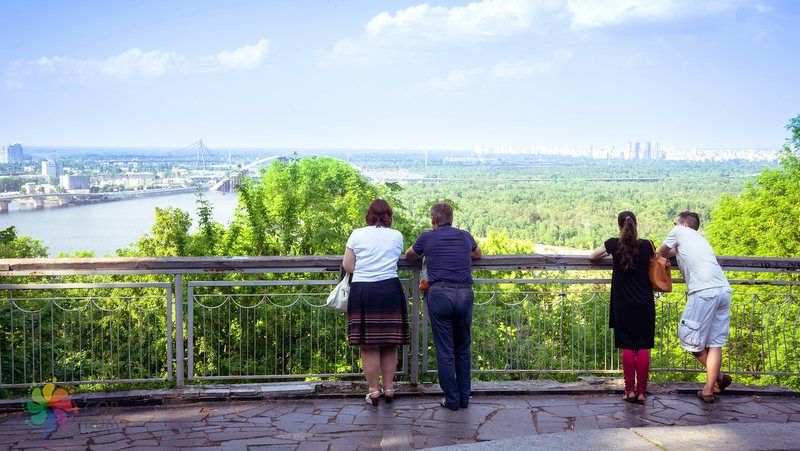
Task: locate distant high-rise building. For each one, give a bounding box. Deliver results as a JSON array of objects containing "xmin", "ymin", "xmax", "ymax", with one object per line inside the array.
[
  {"xmin": 59, "ymin": 174, "xmax": 91, "ymax": 190},
  {"xmin": 0, "ymin": 143, "xmax": 24, "ymax": 164},
  {"xmin": 42, "ymin": 160, "xmax": 62, "ymax": 183}
]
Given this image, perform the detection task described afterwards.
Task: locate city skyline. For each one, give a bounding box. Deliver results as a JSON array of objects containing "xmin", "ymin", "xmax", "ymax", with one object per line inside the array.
[{"xmin": 1, "ymin": 1, "xmax": 799, "ymax": 150}]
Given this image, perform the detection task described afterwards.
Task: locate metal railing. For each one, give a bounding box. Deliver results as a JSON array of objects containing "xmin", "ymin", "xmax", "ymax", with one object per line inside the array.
[
  {"xmin": 0, "ymin": 283, "xmax": 173, "ymax": 388},
  {"xmin": 0, "ymin": 255, "xmax": 798, "ymax": 389}
]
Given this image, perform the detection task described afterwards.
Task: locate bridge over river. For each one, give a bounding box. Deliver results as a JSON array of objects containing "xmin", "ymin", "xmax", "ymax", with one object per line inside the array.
[{"xmin": 0, "ymin": 187, "xmax": 200, "ymax": 212}]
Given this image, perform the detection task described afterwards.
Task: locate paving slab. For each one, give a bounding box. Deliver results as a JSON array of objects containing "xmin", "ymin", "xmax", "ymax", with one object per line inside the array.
[
  {"xmin": 1, "ymin": 392, "xmax": 799, "ymax": 449},
  {"xmin": 434, "ymin": 423, "xmax": 800, "ymax": 450}
]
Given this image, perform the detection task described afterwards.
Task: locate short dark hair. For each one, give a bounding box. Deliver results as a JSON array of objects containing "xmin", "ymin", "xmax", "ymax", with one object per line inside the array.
[
  {"xmin": 365, "ymin": 199, "xmax": 393, "ymax": 227},
  {"xmin": 678, "ymin": 211, "xmax": 701, "ymax": 230},
  {"xmin": 430, "ymin": 202, "xmax": 453, "ymax": 226}
]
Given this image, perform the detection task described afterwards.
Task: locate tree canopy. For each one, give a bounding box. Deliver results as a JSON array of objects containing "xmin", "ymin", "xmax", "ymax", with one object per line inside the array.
[
  {"xmin": 707, "ymin": 115, "xmax": 800, "ymax": 257},
  {"xmin": 0, "ymin": 226, "xmax": 48, "ymax": 258},
  {"xmin": 127, "ymin": 157, "xmax": 428, "ymax": 257}
]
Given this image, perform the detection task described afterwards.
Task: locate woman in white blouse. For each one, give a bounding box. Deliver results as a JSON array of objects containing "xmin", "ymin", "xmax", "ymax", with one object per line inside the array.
[{"xmin": 343, "ymin": 199, "xmax": 409, "ymax": 405}]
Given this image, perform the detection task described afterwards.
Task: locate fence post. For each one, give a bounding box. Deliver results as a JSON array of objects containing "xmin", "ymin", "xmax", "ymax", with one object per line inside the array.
[
  {"xmin": 187, "ymin": 284, "xmax": 194, "ymax": 382},
  {"xmin": 175, "ymin": 274, "xmax": 184, "ymax": 388},
  {"xmin": 410, "ymin": 268, "xmax": 420, "ymax": 386}
]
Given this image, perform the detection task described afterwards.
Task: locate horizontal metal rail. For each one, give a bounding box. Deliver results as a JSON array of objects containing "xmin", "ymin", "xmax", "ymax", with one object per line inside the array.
[
  {"xmin": 0, "ymin": 256, "xmax": 797, "ymax": 389},
  {"xmin": 2, "ymin": 254, "xmax": 799, "ymax": 275}
]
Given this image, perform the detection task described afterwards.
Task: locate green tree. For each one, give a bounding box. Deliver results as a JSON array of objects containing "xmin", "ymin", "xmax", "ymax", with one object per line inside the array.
[
  {"xmin": 707, "ymin": 115, "xmax": 800, "ymax": 257},
  {"xmin": 133, "ymin": 207, "xmax": 193, "ymax": 256},
  {"xmin": 0, "ymin": 226, "xmax": 48, "ymax": 258},
  {"xmin": 229, "ymin": 157, "xmax": 419, "ymax": 255}
]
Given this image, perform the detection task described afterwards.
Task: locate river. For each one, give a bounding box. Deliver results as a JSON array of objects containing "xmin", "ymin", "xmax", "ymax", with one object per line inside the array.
[{"xmin": 0, "ymin": 191, "xmax": 240, "ymax": 256}]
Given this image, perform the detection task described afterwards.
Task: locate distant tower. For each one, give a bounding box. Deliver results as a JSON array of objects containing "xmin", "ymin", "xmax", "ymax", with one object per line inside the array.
[
  {"xmin": 180, "ymin": 139, "xmax": 213, "ymax": 170},
  {"xmin": 195, "ymin": 139, "xmax": 210, "ymax": 170},
  {"xmin": 424, "ymin": 151, "xmax": 428, "ymax": 168},
  {"xmin": 41, "ymin": 160, "xmax": 62, "ymax": 183}
]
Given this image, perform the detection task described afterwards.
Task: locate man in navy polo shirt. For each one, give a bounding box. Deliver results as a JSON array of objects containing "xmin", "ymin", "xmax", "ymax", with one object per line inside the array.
[{"xmin": 406, "ymin": 202, "xmax": 482, "ymax": 410}]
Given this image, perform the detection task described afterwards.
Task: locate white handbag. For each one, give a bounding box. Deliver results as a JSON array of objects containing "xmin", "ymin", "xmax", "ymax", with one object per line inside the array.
[{"xmin": 326, "ymin": 272, "xmax": 351, "ymax": 311}]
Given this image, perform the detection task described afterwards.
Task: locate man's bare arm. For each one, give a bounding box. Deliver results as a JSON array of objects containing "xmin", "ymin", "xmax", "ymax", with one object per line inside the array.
[
  {"xmin": 658, "ymin": 244, "xmax": 676, "ymax": 259},
  {"xmin": 471, "ymin": 245, "xmax": 483, "ymax": 260},
  {"xmin": 405, "ymin": 245, "xmax": 422, "ymax": 261}
]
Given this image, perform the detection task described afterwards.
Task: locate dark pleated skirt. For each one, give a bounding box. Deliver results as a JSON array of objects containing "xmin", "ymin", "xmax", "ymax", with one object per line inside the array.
[{"xmin": 347, "ymin": 277, "xmax": 410, "ymax": 346}]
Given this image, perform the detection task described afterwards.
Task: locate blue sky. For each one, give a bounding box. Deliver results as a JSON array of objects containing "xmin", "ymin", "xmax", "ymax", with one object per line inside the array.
[{"xmin": 0, "ymin": 0, "xmax": 798, "ymax": 150}]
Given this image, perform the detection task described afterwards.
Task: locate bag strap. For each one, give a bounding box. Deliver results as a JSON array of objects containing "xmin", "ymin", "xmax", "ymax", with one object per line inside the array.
[
  {"xmin": 338, "ymin": 266, "xmax": 353, "ymax": 283},
  {"xmin": 649, "ymin": 239, "xmax": 657, "ymax": 254}
]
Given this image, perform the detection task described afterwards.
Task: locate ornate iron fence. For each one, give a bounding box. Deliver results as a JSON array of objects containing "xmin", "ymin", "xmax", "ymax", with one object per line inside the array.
[
  {"xmin": 0, "ymin": 283, "xmax": 173, "ymax": 388},
  {"xmin": 0, "ymin": 255, "xmax": 798, "ymax": 388}
]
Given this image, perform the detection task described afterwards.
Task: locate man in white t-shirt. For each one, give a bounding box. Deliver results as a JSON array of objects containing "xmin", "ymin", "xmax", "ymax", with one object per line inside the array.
[{"xmin": 659, "ymin": 211, "xmax": 732, "ymax": 403}]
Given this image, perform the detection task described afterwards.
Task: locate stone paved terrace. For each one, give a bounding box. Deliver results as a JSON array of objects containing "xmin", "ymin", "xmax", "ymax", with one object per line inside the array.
[{"xmin": 2, "ymin": 388, "xmax": 800, "ymax": 450}]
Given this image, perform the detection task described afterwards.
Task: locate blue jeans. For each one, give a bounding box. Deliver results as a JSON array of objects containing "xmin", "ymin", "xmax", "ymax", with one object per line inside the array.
[{"xmin": 427, "ymin": 285, "xmax": 474, "ymax": 408}]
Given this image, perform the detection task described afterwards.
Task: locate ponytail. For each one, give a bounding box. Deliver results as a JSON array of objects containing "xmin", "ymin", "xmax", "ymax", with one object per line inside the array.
[{"xmin": 617, "ymin": 211, "xmax": 639, "ymax": 272}]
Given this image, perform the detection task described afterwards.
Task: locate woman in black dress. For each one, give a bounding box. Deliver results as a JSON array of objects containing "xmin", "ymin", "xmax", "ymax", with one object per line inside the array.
[{"xmin": 590, "ymin": 211, "xmax": 655, "ymax": 404}]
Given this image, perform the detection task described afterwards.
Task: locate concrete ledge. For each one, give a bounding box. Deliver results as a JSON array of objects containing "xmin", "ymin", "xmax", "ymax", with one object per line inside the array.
[
  {"xmin": 432, "ymin": 423, "xmax": 800, "ymax": 450},
  {"xmin": 1, "ymin": 380, "xmax": 797, "ymax": 413}
]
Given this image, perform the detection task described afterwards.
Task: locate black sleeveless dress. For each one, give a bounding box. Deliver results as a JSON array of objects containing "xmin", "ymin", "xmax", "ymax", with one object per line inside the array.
[{"xmin": 605, "ymin": 238, "xmax": 655, "ymax": 350}]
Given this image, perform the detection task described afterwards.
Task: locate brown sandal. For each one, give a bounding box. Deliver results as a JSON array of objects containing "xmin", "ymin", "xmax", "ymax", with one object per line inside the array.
[
  {"xmin": 697, "ymin": 390, "xmax": 716, "ymax": 404},
  {"xmin": 714, "ymin": 374, "xmax": 732, "ymax": 394}
]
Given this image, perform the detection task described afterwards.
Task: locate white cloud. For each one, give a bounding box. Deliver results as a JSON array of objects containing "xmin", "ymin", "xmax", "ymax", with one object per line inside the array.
[
  {"xmin": 12, "ymin": 39, "xmax": 270, "ymax": 81},
  {"xmin": 324, "ymin": 0, "xmax": 562, "ymax": 64},
  {"xmin": 325, "ymin": 0, "xmax": 757, "ymax": 64},
  {"xmin": 492, "ymin": 48, "xmax": 573, "ymax": 78},
  {"xmin": 565, "ymin": 0, "xmax": 753, "ymax": 29},
  {"xmin": 216, "ymin": 39, "xmax": 270, "ymax": 69}
]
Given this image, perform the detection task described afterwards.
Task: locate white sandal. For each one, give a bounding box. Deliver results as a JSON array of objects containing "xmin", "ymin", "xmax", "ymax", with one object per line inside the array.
[{"xmin": 365, "ymin": 390, "xmax": 381, "ymax": 406}]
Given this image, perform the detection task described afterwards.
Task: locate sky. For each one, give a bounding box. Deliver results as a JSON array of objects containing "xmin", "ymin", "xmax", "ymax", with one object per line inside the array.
[{"xmin": 0, "ymin": 0, "xmax": 799, "ymax": 151}]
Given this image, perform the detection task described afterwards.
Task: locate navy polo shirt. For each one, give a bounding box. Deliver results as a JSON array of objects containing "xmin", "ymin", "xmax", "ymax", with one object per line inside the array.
[{"xmin": 412, "ymin": 225, "xmax": 477, "ymax": 284}]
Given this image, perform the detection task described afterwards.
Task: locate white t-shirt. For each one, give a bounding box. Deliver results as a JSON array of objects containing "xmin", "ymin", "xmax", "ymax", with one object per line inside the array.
[
  {"xmin": 346, "ymin": 226, "xmax": 404, "ymax": 283},
  {"xmin": 662, "ymin": 226, "xmax": 730, "ymax": 294}
]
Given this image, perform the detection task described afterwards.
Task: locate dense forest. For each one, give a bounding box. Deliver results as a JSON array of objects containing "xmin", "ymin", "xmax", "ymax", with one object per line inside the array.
[{"xmin": 1, "ymin": 116, "xmax": 799, "ymax": 392}]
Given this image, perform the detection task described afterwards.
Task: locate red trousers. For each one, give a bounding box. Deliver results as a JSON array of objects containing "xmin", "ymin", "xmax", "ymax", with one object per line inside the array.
[{"xmin": 622, "ymin": 349, "xmax": 650, "ymax": 394}]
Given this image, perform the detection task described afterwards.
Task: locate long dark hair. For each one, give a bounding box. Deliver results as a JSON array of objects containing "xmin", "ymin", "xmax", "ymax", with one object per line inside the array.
[{"xmin": 617, "ymin": 211, "xmax": 639, "ymax": 272}]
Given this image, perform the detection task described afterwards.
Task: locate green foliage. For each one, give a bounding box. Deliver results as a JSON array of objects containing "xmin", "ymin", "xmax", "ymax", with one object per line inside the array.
[
  {"xmin": 193, "ymin": 188, "xmax": 224, "ymax": 255},
  {"xmin": 0, "ymin": 226, "xmax": 48, "ymax": 258},
  {"xmin": 133, "ymin": 207, "xmax": 193, "ymax": 256},
  {"xmin": 395, "ymin": 160, "xmax": 751, "ymax": 251},
  {"xmin": 229, "ymin": 157, "xmax": 384, "ymax": 255},
  {"xmin": 707, "ymin": 115, "xmax": 800, "ymax": 257},
  {"xmin": 0, "ymin": 176, "xmax": 42, "ymax": 193}
]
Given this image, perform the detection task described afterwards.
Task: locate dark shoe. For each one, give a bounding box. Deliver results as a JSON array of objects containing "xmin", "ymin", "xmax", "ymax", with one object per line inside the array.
[
  {"xmin": 622, "ymin": 391, "xmax": 637, "ymax": 403},
  {"xmin": 459, "ymin": 402, "xmax": 469, "ymax": 408},
  {"xmin": 696, "ymin": 390, "xmax": 716, "ymax": 404},
  {"xmin": 714, "ymin": 374, "xmax": 732, "ymax": 394},
  {"xmin": 440, "ymin": 398, "xmax": 458, "ymax": 411},
  {"xmin": 383, "ymin": 388, "xmax": 394, "ymax": 404},
  {"xmin": 636, "ymin": 393, "xmax": 646, "ymax": 405}
]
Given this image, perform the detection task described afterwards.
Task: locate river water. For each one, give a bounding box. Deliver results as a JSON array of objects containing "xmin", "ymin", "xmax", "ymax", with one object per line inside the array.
[{"xmin": 0, "ymin": 191, "xmax": 240, "ymax": 256}]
